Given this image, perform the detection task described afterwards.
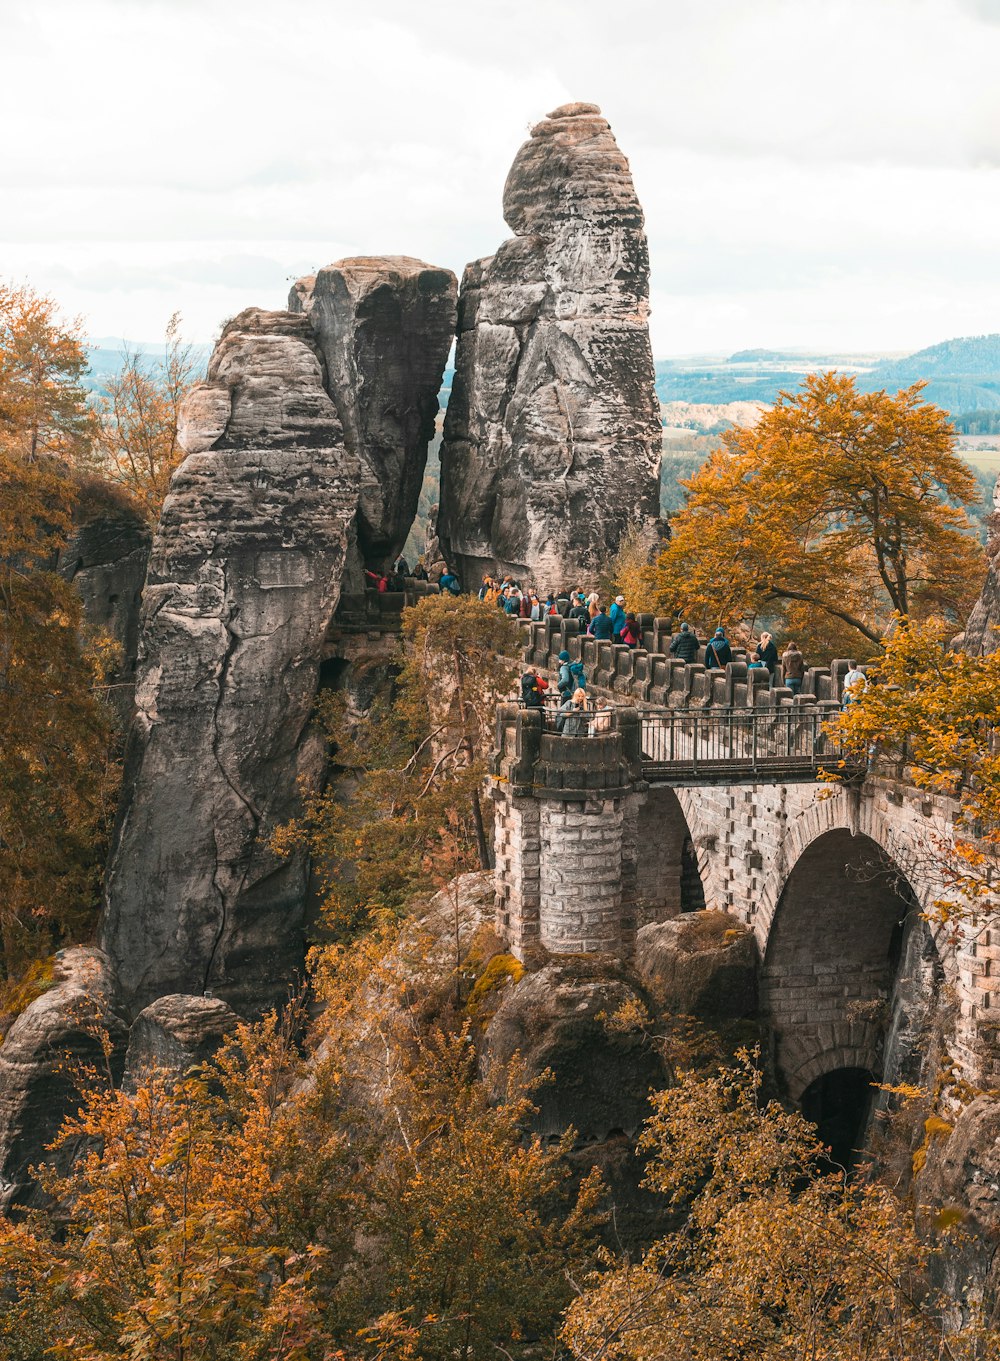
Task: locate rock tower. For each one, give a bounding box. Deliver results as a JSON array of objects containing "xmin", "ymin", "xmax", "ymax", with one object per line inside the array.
[
  {"xmin": 101, "ymin": 263, "xmax": 456, "ymax": 1014},
  {"xmin": 437, "ymin": 102, "xmax": 662, "ymax": 589}
]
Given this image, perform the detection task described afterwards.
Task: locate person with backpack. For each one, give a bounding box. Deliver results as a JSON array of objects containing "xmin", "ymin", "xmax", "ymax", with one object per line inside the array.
[
  {"xmin": 569, "ymin": 594, "xmax": 590, "ymax": 630},
  {"xmin": 704, "ymin": 628, "xmax": 732, "ymax": 669},
  {"xmin": 556, "ymin": 650, "xmax": 575, "ymax": 699},
  {"xmin": 520, "ymin": 668, "xmax": 549, "ymax": 709},
  {"xmin": 439, "ymin": 568, "xmax": 461, "ymax": 595}
]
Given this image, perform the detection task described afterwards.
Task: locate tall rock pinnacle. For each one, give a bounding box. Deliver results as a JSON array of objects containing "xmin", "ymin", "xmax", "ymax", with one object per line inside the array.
[
  {"xmin": 101, "ymin": 263, "xmax": 456, "ymax": 1014},
  {"xmin": 437, "ymin": 102, "xmax": 662, "ymax": 588}
]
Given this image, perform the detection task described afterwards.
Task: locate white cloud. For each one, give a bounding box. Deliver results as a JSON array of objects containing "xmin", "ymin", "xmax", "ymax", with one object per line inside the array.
[{"xmin": 2, "ymin": 0, "xmax": 999, "ymax": 352}]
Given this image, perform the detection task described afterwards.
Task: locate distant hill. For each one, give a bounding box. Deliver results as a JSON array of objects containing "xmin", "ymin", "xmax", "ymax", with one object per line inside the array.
[
  {"xmin": 860, "ymin": 334, "xmax": 1000, "ymax": 414},
  {"xmin": 84, "ymin": 339, "xmax": 212, "ymax": 395}
]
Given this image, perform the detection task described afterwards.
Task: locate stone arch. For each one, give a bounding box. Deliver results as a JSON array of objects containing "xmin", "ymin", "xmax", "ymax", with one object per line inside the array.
[
  {"xmin": 760, "ymin": 826, "xmax": 920, "ymax": 1109},
  {"xmin": 634, "ymin": 786, "xmax": 706, "ymax": 927}
]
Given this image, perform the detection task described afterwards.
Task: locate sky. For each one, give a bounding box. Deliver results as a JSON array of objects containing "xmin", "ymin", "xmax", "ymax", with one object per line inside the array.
[{"xmin": 4, "ymin": 0, "xmax": 1000, "ymax": 357}]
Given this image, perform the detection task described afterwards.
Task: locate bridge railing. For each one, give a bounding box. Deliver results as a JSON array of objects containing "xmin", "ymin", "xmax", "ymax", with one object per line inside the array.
[{"xmin": 639, "ymin": 707, "xmax": 864, "ymax": 780}]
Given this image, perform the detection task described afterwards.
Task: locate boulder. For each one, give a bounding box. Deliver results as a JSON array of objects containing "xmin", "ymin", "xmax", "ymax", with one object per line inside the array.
[
  {"xmin": 0, "ymin": 948, "xmax": 128, "ymax": 1212},
  {"xmin": 634, "ymin": 910, "xmax": 758, "ymax": 1018},
  {"xmin": 437, "ymin": 102, "xmax": 662, "ymax": 588},
  {"xmin": 101, "ymin": 260, "xmax": 455, "ymax": 1016},
  {"xmin": 123, "ymin": 994, "xmax": 240, "ymax": 1089},
  {"xmin": 482, "ymin": 958, "xmax": 665, "ymax": 1141}
]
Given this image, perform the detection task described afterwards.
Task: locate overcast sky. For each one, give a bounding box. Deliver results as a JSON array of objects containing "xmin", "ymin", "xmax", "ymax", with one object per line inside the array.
[{"xmin": 4, "ymin": 0, "xmax": 1000, "ymax": 357}]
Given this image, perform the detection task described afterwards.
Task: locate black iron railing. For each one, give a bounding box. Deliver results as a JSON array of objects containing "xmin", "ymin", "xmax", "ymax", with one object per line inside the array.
[{"xmin": 639, "ymin": 708, "xmax": 861, "ymax": 780}]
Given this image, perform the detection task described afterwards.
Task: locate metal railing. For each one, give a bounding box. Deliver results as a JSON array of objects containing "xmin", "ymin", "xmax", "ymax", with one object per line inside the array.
[{"xmin": 639, "ymin": 708, "xmax": 862, "ymax": 782}]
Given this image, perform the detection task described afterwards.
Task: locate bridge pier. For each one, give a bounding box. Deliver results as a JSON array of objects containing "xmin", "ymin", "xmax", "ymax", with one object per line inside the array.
[{"xmin": 490, "ymin": 705, "xmax": 643, "ymax": 959}]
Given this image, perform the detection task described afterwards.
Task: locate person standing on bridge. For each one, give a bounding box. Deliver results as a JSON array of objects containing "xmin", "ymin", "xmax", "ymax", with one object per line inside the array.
[
  {"xmin": 589, "ymin": 606, "xmax": 614, "ymax": 641},
  {"xmin": 669, "ymin": 622, "xmax": 699, "ymax": 663},
  {"xmin": 556, "ymin": 687, "xmax": 590, "ymax": 735},
  {"xmin": 781, "ymin": 641, "xmax": 806, "ymax": 695},
  {"xmin": 704, "ymin": 627, "xmax": 732, "ymax": 669},
  {"xmin": 842, "ymin": 663, "xmax": 867, "ymax": 706},
  {"xmin": 609, "ymin": 595, "xmax": 627, "ymax": 640},
  {"xmin": 754, "ymin": 631, "xmax": 779, "ymax": 682},
  {"xmin": 520, "ymin": 667, "xmax": 548, "ymax": 709},
  {"xmin": 569, "ymin": 594, "xmax": 590, "ymax": 631}
]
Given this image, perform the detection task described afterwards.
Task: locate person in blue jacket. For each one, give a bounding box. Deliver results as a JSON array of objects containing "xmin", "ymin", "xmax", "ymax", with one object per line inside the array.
[
  {"xmin": 588, "ymin": 606, "xmax": 614, "ymax": 640},
  {"xmin": 609, "ymin": 594, "xmax": 626, "ymax": 640}
]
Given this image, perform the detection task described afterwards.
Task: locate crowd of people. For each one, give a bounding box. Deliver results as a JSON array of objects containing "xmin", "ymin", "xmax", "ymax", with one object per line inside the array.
[{"xmin": 362, "ymin": 561, "xmax": 867, "ymax": 721}]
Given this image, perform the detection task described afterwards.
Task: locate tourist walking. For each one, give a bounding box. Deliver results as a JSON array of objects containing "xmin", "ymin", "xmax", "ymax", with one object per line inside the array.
[
  {"xmin": 620, "ymin": 613, "xmax": 642, "ymax": 647},
  {"xmin": 439, "ymin": 567, "xmax": 461, "ymax": 595},
  {"xmin": 704, "ymin": 627, "xmax": 732, "ymax": 669},
  {"xmin": 669, "ymin": 622, "xmax": 699, "ymax": 662},
  {"xmin": 520, "ymin": 668, "xmax": 549, "ymax": 709},
  {"xmin": 842, "ymin": 663, "xmax": 867, "ymax": 707},
  {"xmin": 569, "ymin": 594, "xmax": 590, "ymax": 629},
  {"xmin": 781, "ymin": 641, "xmax": 806, "ymax": 695},
  {"xmin": 556, "ymin": 650, "xmax": 575, "ymax": 698}
]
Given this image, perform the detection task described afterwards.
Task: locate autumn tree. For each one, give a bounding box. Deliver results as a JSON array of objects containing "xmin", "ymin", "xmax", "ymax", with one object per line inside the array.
[
  {"xmin": 834, "ymin": 618, "xmax": 1000, "ymax": 925},
  {"xmin": 563, "ymin": 1050, "xmax": 997, "ymax": 1361},
  {"xmin": 0, "ymin": 928, "xmax": 602, "ymax": 1361},
  {"xmin": 93, "ymin": 312, "xmax": 197, "ymax": 522},
  {"xmin": 0, "ymin": 283, "xmax": 96, "ymax": 464},
  {"xmin": 276, "ymin": 594, "xmax": 521, "ymax": 936},
  {"xmin": 650, "ymin": 373, "xmax": 983, "ymax": 655},
  {"xmin": 0, "ymin": 284, "xmax": 120, "ymax": 983}
]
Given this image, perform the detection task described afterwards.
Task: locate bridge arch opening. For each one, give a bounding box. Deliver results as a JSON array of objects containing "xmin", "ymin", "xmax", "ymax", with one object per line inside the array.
[
  {"xmin": 800, "ymin": 1066, "xmax": 877, "ymax": 1170},
  {"xmin": 635, "ymin": 787, "xmax": 705, "ymax": 925},
  {"xmin": 760, "ymin": 828, "xmax": 919, "ymax": 1160}
]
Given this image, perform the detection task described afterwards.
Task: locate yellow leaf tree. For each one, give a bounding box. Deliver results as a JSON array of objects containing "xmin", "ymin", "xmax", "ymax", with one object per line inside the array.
[{"xmin": 652, "ymin": 373, "xmax": 983, "ymax": 656}]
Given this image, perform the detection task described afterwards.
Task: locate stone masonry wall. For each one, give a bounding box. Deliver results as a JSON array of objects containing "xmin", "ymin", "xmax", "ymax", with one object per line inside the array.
[{"xmin": 539, "ymin": 800, "xmax": 626, "ymax": 953}]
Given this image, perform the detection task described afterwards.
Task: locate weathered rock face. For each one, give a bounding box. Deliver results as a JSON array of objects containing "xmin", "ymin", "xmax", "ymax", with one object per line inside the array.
[
  {"xmin": 634, "ymin": 911, "xmax": 758, "ymax": 1019},
  {"xmin": 437, "ymin": 102, "xmax": 662, "ymax": 589},
  {"xmin": 58, "ymin": 487, "xmax": 151, "ymax": 721},
  {"xmin": 123, "ymin": 994, "xmax": 239, "ymax": 1089},
  {"xmin": 962, "ymin": 474, "xmax": 1000, "ymax": 655},
  {"xmin": 291, "ymin": 257, "xmax": 456, "ymax": 563},
  {"xmin": 482, "ymin": 959, "xmax": 664, "ymax": 1141},
  {"xmin": 101, "ymin": 263, "xmax": 455, "ymax": 1016},
  {"xmin": 0, "ymin": 948, "xmax": 128, "ymax": 1212}
]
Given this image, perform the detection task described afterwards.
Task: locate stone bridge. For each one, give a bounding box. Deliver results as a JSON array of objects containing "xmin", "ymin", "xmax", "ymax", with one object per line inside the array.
[{"xmin": 489, "ymin": 703, "xmax": 999, "ymax": 1124}]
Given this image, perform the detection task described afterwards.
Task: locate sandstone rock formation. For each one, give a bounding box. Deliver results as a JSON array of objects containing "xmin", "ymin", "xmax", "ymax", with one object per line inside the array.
[
  {"xmin": 634, "ymin": 911, "xmax": 758, "ymax": 1019},
  {"xmin": 962, "ymin": 473, "xmax": 1000, "ymax": 654},
  {"xmin": 290, "ymin": 257, "xmax": 456, "ymax": 562},
  {"xmin": 123, "ymin": 994, "xmax": 239, "ymax": 1089},
  {"xmin": 438, "ymin": 102, "xmax": 662, "ymax": 589},
  {"xmin": 0, "ymin": 948, "xmax": 128, "ymax": 1212},
  {"xmin": 102, "ymin": 261, "xmax": 456, "ymax": 1016},
  {"xmin": 58, "ymin": 485, "xmax": 151, "ymax": 721}
]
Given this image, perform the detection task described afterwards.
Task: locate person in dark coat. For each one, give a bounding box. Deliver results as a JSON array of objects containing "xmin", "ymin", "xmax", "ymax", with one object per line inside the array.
[
  {"xmin": 704, "ymin": 628, "xmax": 732, "ymax": 669},
  {"xmin": 755, "ymin": 631, "xmax": 779, "ymax": 676},
  {"xmin": 588, "ymin": 607, "xmax": 614, "ymax": 640},
  {"xmin": 669, "ymin": 622, "xmax": 699, "ymax": 662},
  {"xmin": 520, "ymin": 668, "xmax": 548, "ymax": 709},
  {"xmin": 569, "ymin": 595, "xmax": 590, "ymax": 630}
]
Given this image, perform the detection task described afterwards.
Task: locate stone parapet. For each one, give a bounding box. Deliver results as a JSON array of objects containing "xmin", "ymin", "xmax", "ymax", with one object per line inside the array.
[{"xmin": 519, "ymin": 616, "xmax": 862, "ymax": 711}]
